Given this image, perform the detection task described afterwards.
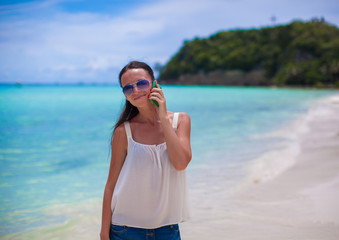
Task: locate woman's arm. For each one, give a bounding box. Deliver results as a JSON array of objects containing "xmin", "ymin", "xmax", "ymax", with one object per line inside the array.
[
  {"xmin": 149, "ymin": 82, "xmax": 192, "ymax": 170},
  {"xmin": 161, "ymin": 112, "xmax": 192, "ymax": 170},
  {"xmin": 100, "ymin": 125, "xmax": 127, "ymax": 240}
]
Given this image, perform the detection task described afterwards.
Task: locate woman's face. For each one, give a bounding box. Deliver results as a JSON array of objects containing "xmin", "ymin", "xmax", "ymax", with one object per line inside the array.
[{"xmin": 120, "ymin": 68, "xmax": 153, "ymax": 107}]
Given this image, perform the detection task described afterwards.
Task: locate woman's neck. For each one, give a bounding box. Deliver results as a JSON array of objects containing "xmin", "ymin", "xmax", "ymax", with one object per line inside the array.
[{"xmin": 136, "ymin": 105, "xmax": 160, "ymax": 125}]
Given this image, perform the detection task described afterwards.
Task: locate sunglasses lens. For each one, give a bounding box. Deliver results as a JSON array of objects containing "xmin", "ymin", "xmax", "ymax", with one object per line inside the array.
[
  {"xmin": 136, "ymin": 80, "xmax": 150, "ymax": 90},
  {"xmin": 122, "ymin": 80, "xmax": 150, "ymax": 96},
  {"xmin": 122, "ymin": 85, "xmax": 133, "ymax": 96}
]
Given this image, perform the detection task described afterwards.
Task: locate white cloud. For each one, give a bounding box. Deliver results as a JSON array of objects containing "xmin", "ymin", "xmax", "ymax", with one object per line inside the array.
[{"xmin": 0, "ymin": 0, "xmax": 338, "ymax": 83}]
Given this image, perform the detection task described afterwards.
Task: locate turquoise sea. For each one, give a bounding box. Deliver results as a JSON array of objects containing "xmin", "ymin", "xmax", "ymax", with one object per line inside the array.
[{"xmin": 0, "ymin": 85, "xmax": 337, "ymax": 237}]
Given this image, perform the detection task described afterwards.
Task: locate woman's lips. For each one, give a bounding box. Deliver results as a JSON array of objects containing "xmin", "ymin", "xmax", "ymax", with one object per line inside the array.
[{"xmin": 134, "ymin": 94, "xmax": 146, "ymax": 100}]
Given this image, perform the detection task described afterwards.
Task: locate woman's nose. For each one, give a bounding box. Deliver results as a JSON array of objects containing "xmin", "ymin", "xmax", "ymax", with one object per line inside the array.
[{"xmin": 133, "ymin": 86, "xmax": 140, "ymax": 94}]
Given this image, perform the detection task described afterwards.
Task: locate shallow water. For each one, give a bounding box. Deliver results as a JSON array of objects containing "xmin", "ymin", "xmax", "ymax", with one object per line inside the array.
[{"xmin": 0, "ymin": 85, "xmax": 337, "ymax": 237}]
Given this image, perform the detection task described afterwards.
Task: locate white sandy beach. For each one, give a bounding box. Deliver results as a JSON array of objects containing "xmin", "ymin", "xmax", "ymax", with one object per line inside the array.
[{"xmin": 181, "ymin": 95, "xmax": 339, "ymax": 240}]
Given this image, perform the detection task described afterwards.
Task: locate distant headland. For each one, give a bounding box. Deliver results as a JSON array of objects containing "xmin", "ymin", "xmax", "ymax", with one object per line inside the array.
[{"xmin": 158, "ymin": 19, "xmax": 339, "ymax": 88}]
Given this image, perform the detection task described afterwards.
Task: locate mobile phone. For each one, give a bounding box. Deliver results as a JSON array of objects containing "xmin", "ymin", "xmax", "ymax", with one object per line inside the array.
[{"xmin": 150, "ymin": 81, "xmax": 162, "ymax": 107}]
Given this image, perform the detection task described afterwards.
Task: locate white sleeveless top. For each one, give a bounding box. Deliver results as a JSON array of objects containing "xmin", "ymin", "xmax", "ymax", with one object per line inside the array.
[{"xmin": 111, "ymin": 113, "xmax": 190, "ymax": 228}]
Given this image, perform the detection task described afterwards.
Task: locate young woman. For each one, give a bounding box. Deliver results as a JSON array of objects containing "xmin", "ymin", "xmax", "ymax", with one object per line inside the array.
[{"xmin": 100, "ymin": 61, "xmax": 192, "ymax": 240}]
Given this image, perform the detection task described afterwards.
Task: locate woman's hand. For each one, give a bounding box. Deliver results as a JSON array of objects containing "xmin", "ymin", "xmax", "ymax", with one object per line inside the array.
[{"xmin": 149, "ymin": 80, "xmax": 167, "ymax": 120}]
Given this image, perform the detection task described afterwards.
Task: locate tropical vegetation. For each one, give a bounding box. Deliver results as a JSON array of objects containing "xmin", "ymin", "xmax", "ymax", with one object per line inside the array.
[{"xmin": 159, "ymin": 19, "xmax": 339, "ymax": 87}]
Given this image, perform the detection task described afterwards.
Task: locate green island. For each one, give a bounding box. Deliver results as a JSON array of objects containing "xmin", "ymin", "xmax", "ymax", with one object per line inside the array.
[{"xmin": 158, "ymin": 19, "xmax": 339, "ymax": 88}]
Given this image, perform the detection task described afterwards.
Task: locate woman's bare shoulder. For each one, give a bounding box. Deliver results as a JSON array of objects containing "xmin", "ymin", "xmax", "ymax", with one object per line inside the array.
[
  {"xmin": 112, "ymin": 123, "xmax": 127, "ymax": 145},
  {"xmin": 175, "ymin": 112, "xmax": 190, "ymax": 131},
  {"xmin": 178, "ymin": 112, "xmax": 191, "ymax": 121},
  {"xmin": 114, "ymin": 123, "xmax": 126, "ymax": 134}
]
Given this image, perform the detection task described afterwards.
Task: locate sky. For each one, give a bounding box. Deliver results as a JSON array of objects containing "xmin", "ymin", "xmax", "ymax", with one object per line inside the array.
[{"xmin": 0, "ymin": 0, "xmax": 339, "ymax": 84}]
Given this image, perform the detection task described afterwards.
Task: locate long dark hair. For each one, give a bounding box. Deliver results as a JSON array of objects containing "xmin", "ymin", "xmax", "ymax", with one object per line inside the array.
[{"xmin": 113, "ymin": 61, "xmax": 155, "ymax": 131}]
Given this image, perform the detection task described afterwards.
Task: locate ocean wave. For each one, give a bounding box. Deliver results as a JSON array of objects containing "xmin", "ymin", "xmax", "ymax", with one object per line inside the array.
[{"xmin": 244, "ymin": 95, "xmax": 339, "ymax": 185}]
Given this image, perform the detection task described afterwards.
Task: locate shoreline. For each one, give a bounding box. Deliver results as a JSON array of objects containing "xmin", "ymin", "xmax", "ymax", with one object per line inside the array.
[{"xmin": 181, "ymin": 95, "xmax": 339, "ymax": 239}]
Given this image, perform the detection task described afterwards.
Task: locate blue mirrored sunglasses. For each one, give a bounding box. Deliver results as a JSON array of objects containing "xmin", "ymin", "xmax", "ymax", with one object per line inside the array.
[{"xmin": 122, "ymin": 79, "xmax": 151, "ymax": 97}]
